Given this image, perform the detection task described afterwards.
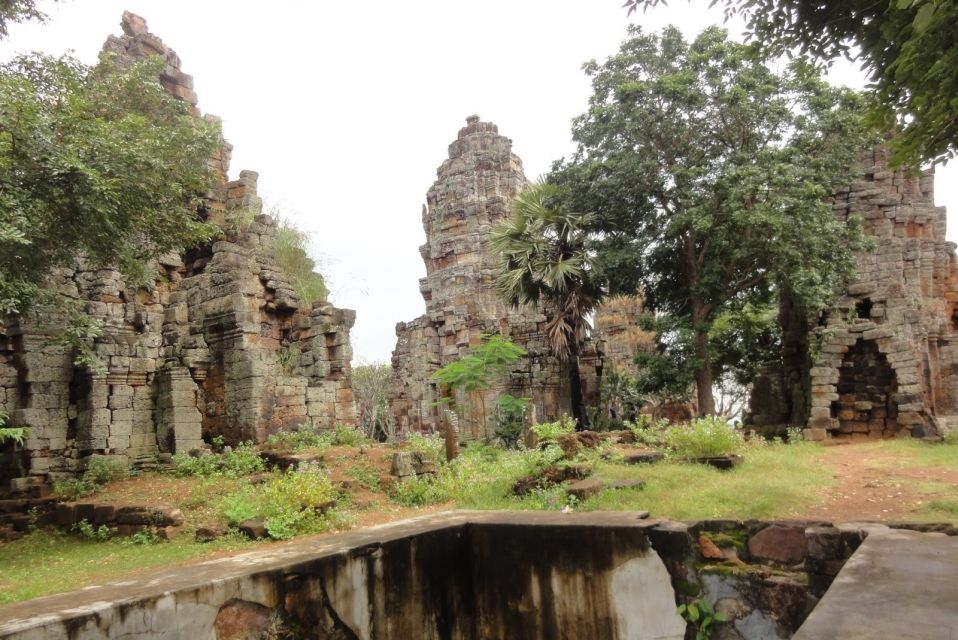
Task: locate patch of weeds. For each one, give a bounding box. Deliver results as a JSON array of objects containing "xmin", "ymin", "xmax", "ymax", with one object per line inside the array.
[
  {"xmin": 171, "ymin": 442, "xmax": 265, "ymax": 478},
  {"xmin": 123, "ymin": 529, "xmax": 162, "ymax": 546},
  {"xmin": 265, "ymin": 423, "xmax": 333, "ymax": 452},
  {"xmin": 219, "ymin": 462, "xmax": 341, "ymax": 540},
  {"xmin": 390, "ymin": 476, "xmax": 442, "ymax": 507},
  {"xmin": 330, "ymin": 424, "xmax": 369, "ymax": 447},
  {"xmin": 677, "ymin": 597, "xmax": 726, "ymax": 640},
  {"xmin": 662, "ymin": 417, "xmax": 744, "ymax": 459},
  {"xmin": 73, "ymin": 519, "xmax": 114, "ymax": 542},
  {"xmin": 53, "ymin": 477, "xmax": 97, "ymax": 500},
  {"xmin": 347, "ymin": 463, "xmax": 381, "ymax": 491},
  {"xmin": 85, "ymin": 457, "xmax": 130, "ymax": 485},
  {"xmin": 626, "ymin": 415, "xmax": 671, "ymax": 448},
  {"xmin": 530, "ymin": 416, "xmax": 575, "ymax": 443},
  {"xmin": 405, "ymin": 432, "xmax": 444, "ymax": 458}
]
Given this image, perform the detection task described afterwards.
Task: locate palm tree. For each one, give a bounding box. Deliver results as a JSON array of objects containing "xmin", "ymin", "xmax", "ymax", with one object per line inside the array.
[{"xmin": 490, "ymin": 182, "xmax": 604, "ymax": 428}]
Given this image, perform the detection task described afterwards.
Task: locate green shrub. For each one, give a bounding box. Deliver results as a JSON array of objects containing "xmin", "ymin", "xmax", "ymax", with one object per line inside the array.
[
  {"xmin": 663, "ymin": 417, "xmax": 744, "ymax": 458},
  {"xmin": 942, "ymin": 430, "xmax": 958, "ymax": 446},
  {"xmin": 264, "ymin": 424, "xmax": 332, "ymax": 452},
  {"xmin": 405, "ymin": 432, "xmax": 444, "ymax": 458},
  {"xmin": 330, "ymin": 424, "xmax": 368, "ymax": 447},
  {"xmin": 54, "ymin": 478, "xmax": 96, "ymax": 500},
  {"xmin": 390, "ymin": 475, "xmax": 442, "ymax": 507},
  {"xmin": 85, "ymin": 457, "xmax": 129, "ymax": 485},
  {"xmin": 171, "ymin": 443, "xmax": 264, "ymax": 478},
  {"xmin": 531, "ymin": 416, "xmax": 575, "ymax": 443},
  {"xmin": 346, "ymin": 463, "xmax": 381, "ymax": 491},
  {"xmin": 219, "ymin": 463, "xmax": 339, "ymax": 540},
  {"xmin": 627, "ymin": 416, "xmax": 671, "ymax": 448},
  {"xmin": 495, "ymin": 394, "xmax": 529, "ymax": 448},
  {"xmin": 73, "ymin": 519, "xmax": 113, "ymax": 542},
  {"xmin": 221, "ymin": 492, "xmax": 260, "ymax": 526}
]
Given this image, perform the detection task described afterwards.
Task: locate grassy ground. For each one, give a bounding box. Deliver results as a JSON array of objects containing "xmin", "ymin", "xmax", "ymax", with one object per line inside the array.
[{"xmin": 1, "ymin": 434, "xmax": 956, "ymax": 605}]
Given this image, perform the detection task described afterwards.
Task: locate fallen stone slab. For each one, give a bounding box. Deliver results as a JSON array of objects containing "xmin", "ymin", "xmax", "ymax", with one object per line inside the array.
[
  {"xmin": 513, "ymin": 463, "xmax": 592, "ymax": 496},
  {"xmin": 687, "ymin": 454, "xmax": 743, "ymax": 470},
  {"xmin": 748, "ymin": 524, "xmax": 807, "ymax": 565},
  {"xmin": 391, "ymin": 451, "xmax": 438, "ymax": 478},
  {"xmin": 566, "ymin": 478, "xmax": 605, "ymax": 501},
  {"xmin": 622, "ymin": 450, "xmax": 664, "ymax": 465}
]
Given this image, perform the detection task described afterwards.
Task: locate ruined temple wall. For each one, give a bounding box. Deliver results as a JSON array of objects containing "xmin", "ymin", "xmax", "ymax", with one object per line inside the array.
[
  {"xmin": 388, "ymin": 116, "xmax": 581, "ymax": 437},
  {"xmin": 795, "ymin": 145, "xmax": 958, "ymax": 440},
  {"xmin": 0, "ymin": 13, "xmax": 355, "ymax": 489}
]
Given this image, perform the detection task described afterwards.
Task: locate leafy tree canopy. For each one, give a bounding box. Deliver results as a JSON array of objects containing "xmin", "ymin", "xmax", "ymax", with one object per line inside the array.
[
  {"xmin": 551, "ymin": 26, "xmax": 876, "ymax": 414},
  {"xmin": 0, "ymin": 0, "xmax": 47, "ymax": 39},
  {"xmin": 0, "ymin": 52, "xmax": 221, "ymax": 316},
  {"xmin": 626, "ymin": 0, "xmax": 958, "ymax": 167}
]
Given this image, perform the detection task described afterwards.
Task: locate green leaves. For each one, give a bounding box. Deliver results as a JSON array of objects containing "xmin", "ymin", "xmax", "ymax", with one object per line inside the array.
[
  {"xmin": 430, "ymin": 334, "xmax": 527, "ymax": 393},
  {"xmin": 0, "ymin": 52, "xmax": 220, "ymax": 317}
]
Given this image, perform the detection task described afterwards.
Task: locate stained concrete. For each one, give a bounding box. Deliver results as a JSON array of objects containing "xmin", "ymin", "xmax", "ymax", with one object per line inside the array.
[
  {"xmin": 0, "ymin": 511, "xmax": 684, "ymax": 640},
  {"xmin": 794, "ymin": 527, "xmax": 958, "ymax": 639}
]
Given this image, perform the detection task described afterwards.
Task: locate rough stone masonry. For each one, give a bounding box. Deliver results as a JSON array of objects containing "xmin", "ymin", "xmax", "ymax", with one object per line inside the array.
[
  {"xmin": 386, "ymin": 116, "xmax": 606, "ymax": 439},
  {"xmin": 0, "ymin": 13, "xmax": 356, "ymax": 494},
  {"xmin": 751, "ymin": 144, "xmax": 958, "ymax": 441}
]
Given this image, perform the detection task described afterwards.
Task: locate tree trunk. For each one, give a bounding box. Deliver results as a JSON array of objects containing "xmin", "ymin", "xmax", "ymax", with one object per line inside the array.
[
  {"xmin": 694, "ymin": 323, "xmax": 715, "ymax": 417},
  {"xmin": 569, "ymin": 356, "xmax": 588, "ymax": 430}
]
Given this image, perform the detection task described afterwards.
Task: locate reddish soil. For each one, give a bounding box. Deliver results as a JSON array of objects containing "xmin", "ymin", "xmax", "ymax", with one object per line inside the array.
[{"xmin": 803, "ymin": 443, "xmax": 958, "ymax": 523}]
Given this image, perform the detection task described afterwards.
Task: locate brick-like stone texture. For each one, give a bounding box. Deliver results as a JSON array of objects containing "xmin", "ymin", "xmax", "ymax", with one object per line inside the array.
[
  {"xmin": 386, "ymin": 116, "xmax": 604, "ymax": 439},
  {"xmin": 0, "ymin": 13, "xmax": 355, "ymax": 491},
  {"xmin": 751, "ymin": 144, "xmax": 958, "ymax": 441}
]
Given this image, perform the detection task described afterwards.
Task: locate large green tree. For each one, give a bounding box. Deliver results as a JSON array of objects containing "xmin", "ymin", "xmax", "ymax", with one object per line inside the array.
[
  {"xmin": 626, "ymin": 0, "xmax": 957, "ymax": 167},
  {"xmin": 551, "ymin": 26, "xmax": 875, "ymax": 415},
  {"xmin": 490, "ymin": 182, "xmax": 604, "ymax": 427},
  {"xmin": 0, "ymin": 52, "xmax": 220, "ymax": 316}
]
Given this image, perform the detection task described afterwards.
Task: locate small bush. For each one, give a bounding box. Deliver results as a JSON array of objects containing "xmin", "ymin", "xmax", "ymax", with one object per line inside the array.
[
  {"xmin": 264, "ymin": 424, "xmax": 332, "ymax": 452},
  {"xmin": 219, "ymin": 462, "xmax": 339, "ymax": 540},
  {"xmin": 531, "ymin": 416, "xmax": 575, "ymax": 443},
  {"xmin": 346, "ymin": 463, "xmax": 381, "ymax": 491},
  {"xmin": 663, "ymin": 417, "xmax": 744, "ymax": 458},
  {"xmin": 495, "ymin": 394, "xmax": 529, "ymax": 448},
  {"xmin": 390, "ymin": 476, "xmax": 442, "ymax": 507},
  {"xmin": 405, "ymin": 432, "xmax": 444, "ymax": 459},
  {"xmin": 171, "ymin": 443, "xmax": 265, "ymax": 478},
  {"xmin": 54, "ymin": 478, "xmax": 96, "ymax": 501},
  {"xmin": 330, "ymin": 424, "xmax": 368, "ymax": 447},
  {"xmin": 942, "ymin": 430, "xmax": 958, "ymax": 446},
  {"xmin": 627, "ymin": 416, "xmax": 671, "ymax": 448},
  {"xmin": 73, "ymin": 519, "xmax": 113, "ymax": 542},
  {"xmin": 85, "ymin": 457, "xmax": 129, "ymax": 485}
]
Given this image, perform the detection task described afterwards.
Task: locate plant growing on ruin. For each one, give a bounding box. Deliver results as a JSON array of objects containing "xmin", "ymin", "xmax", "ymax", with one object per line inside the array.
[
  {"xmin": 491, "ymin": 182, "xmax": 603, "ymax": 428},
  {"xmin": 494, "ymin": 394, "xmax": 530, "ymax": 448},
  {"xmin": 530, "ymin": 416, "xmax": 576, "ymax": 444},
  {"xmin": 663, "ymin": 417, "xmax": 744, "ymax": 459},
  {"xmin": 551, "ymin": 26, "xmax": 876, "ymax": 415},
  {"xmin": 0, "ymin": 53, "xmax": 220, "ymax": 318},
  {"xmin": 430, "ymin": 334, "xmax": 527, "ymax": 439},
  {"xmin": 271, "ymin": 216, "xmax": 328, "ymax": 307},
  {"xmin": 677, "ymin": 597, "xmax": 727, "ymax": 640},
  {"xmin": 0, "ymin": 411, "xmax": 27, "ymax": 446}
]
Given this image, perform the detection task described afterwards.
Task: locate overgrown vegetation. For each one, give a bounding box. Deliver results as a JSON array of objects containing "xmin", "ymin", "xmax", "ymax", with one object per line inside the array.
[
  {"xmin": 171, "ymin": 443, "xmax": 264, "ymax": 478},
  {"xmin": 54, "ymin": 456, "xmax": 130, "ymax": 500},
  {"xmin": 660, "ymin": 417, "xmax": 745, "ymax": 459},
  {"xmin": 271, "ymin": 216, "xmax": 328, "ymax": 307}
]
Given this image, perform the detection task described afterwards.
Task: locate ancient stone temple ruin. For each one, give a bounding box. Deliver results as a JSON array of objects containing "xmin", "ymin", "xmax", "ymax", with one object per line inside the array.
[
  {"xmin": 0, "ymin": 14, "xmax": 355, "ymax": 492},
  {"xmin": 387, "ymin": 116, "xmax": 601, "ymax": 436},
  {"xmin": 752, "ymin": 145, "xmax": 958, "ymax": 441}
]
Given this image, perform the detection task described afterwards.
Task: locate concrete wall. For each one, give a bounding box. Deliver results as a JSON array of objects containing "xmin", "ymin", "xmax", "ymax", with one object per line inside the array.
[{"xmin": 0, "ymin": 512, "xmax": 685, "ymax": 640}]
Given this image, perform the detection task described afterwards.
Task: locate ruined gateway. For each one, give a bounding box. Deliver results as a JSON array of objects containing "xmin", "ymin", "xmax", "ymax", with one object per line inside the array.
[
  {"xmin": 0, "ymin": 14, "xmax": 356, "ymax": 493},
  {"xmin": 751, "ymin": 145, "xmax": 958, "ymax": 441}
]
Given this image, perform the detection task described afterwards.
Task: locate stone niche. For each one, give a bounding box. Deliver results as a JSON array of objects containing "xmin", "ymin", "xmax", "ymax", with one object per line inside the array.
[
  {"xmin": 0, "ymin": 13, "xmax": 356, "ymax": 493},
  {"xmin": 751, "ymin": 144, "xmax": 958, "ymax": 441},
  {"xmin": 386, "ymin": 116, "xmax": 604, "ymax": 438}
]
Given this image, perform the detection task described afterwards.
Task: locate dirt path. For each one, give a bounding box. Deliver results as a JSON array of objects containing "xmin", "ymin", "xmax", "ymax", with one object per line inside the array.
[{"xmin": 803, "ymin": 443, "xmax": 958, "ymax": 523}]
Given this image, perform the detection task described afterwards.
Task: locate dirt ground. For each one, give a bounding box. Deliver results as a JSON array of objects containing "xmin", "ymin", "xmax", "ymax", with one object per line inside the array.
[{"xmin": 803, "ymin": 443, "xmax": 958, "ymax": 523}]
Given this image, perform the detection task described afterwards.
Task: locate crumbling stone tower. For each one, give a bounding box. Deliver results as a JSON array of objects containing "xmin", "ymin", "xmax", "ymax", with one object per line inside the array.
[
  {"xmin": 753, "ymin": 144, "xmax": 958, "ymax": 441},
  {"xmin": 388, "ymin": 116, "xmax": 601, "ymax": 436},
  {"xmin": 0, "ymin": 13, "xmax": 355, "ymax": 492}
]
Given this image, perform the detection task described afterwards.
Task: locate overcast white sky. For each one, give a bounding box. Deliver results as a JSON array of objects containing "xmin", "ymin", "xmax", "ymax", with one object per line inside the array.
[{"xmin": 3, "ymin": 1, "xmax": 956, "ymax": 363}]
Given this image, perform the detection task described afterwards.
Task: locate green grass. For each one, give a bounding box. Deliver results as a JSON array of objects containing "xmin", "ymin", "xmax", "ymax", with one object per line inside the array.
[
  {"xmin": 582, "ymin": 442, "xmax": 834, "ymax": 519},
  {"xmin": 0, "ymin": 530, "xmax": 255, "ymax": 604},
  {"xmin": 864, "ymin": 440, "xmax": 958, "ymax": 469}
]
